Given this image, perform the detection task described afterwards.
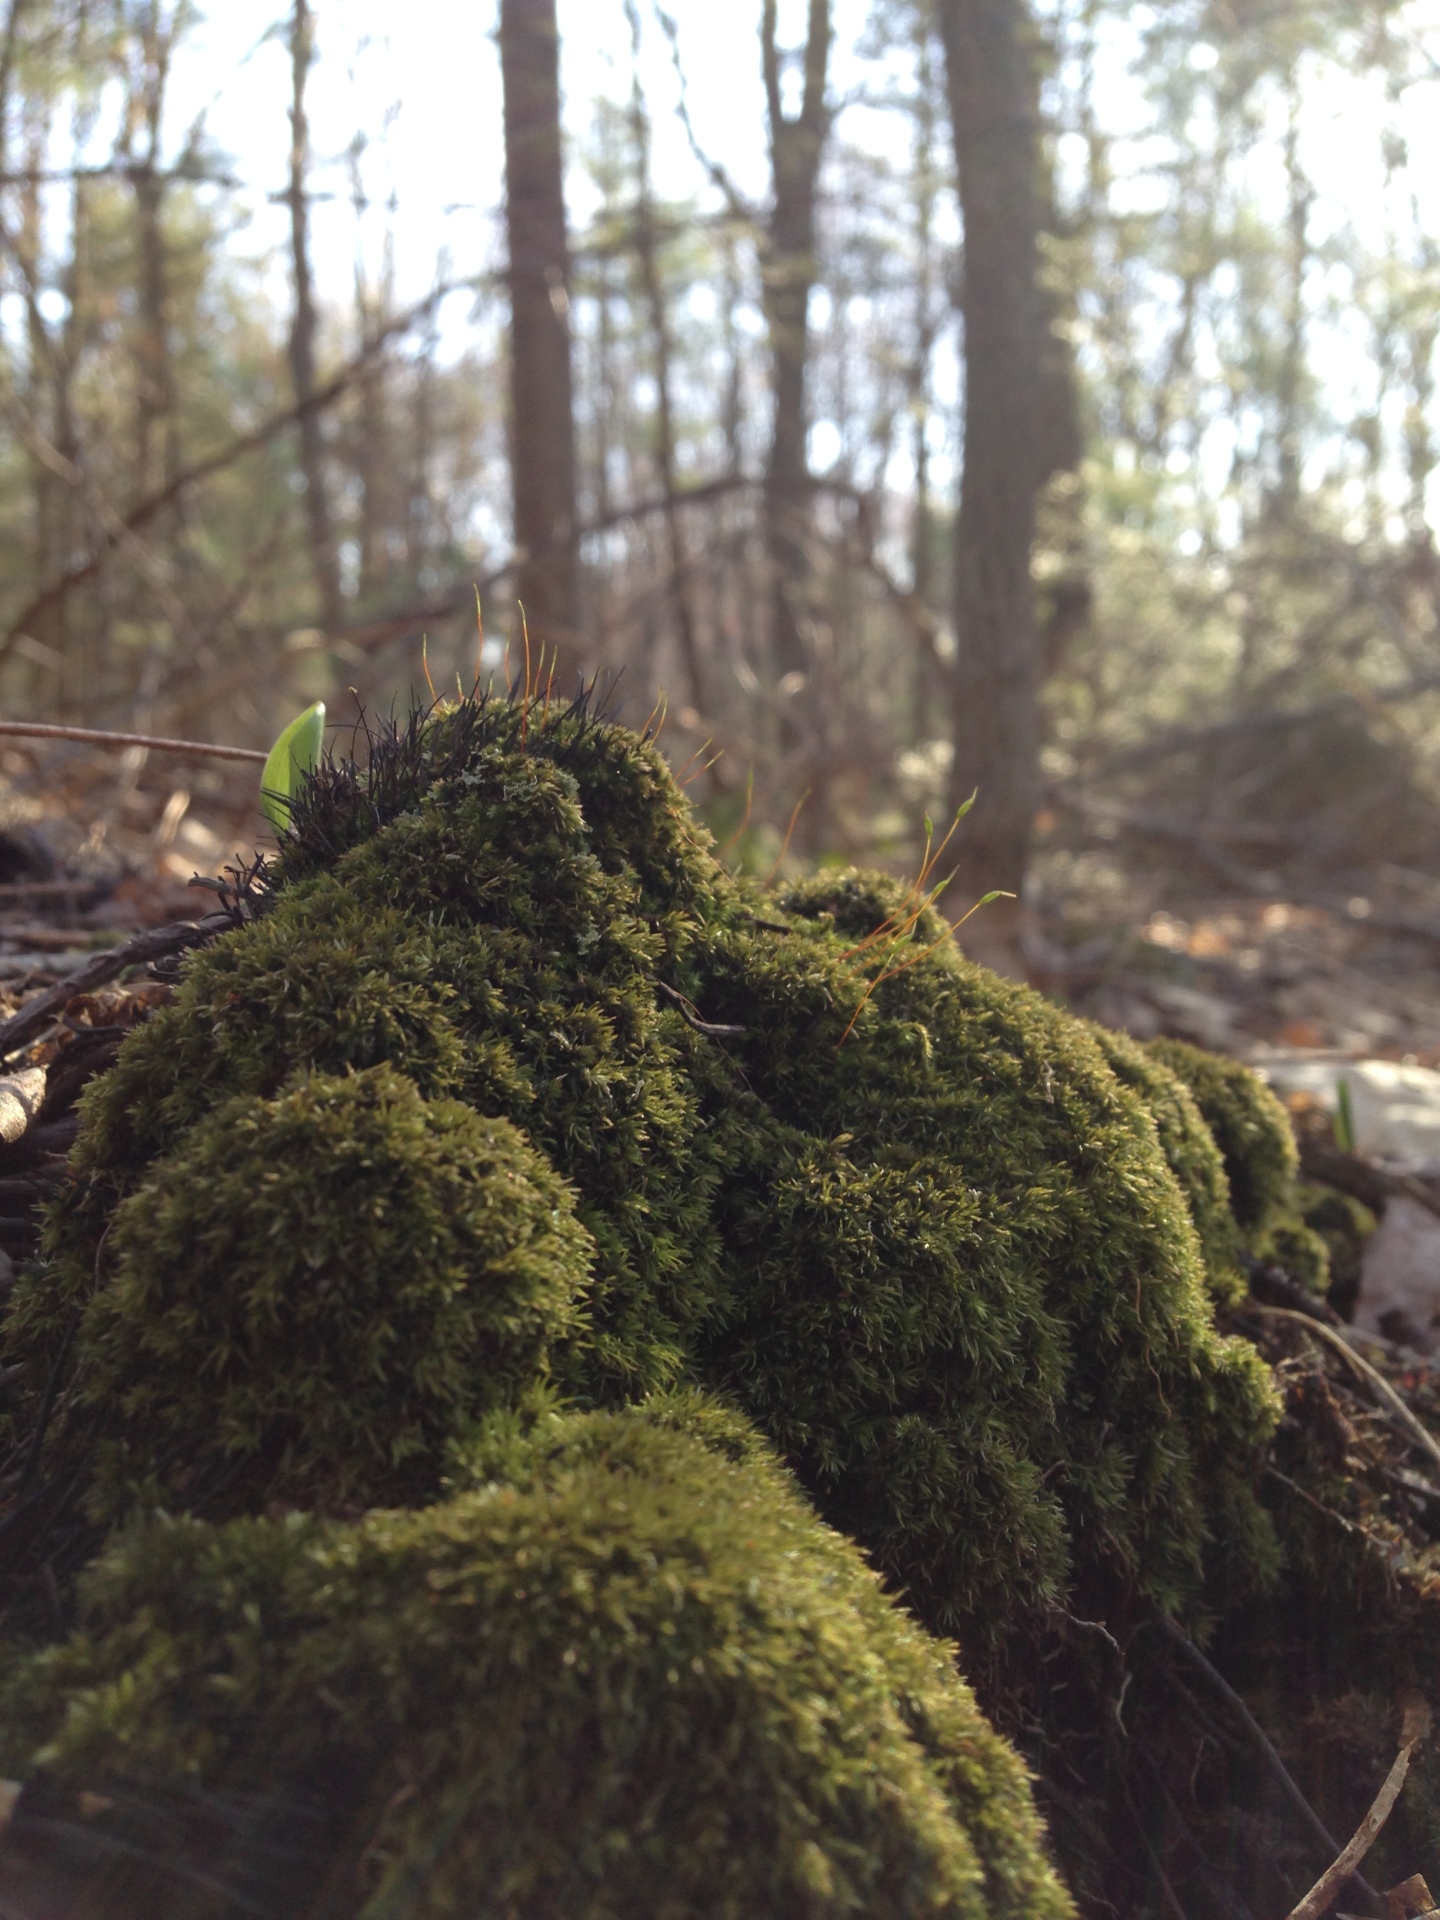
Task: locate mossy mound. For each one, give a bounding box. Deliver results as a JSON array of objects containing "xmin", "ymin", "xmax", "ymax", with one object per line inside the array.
[
  {"xmin": 1088, "ymin": 1025, "xmax": 1244, "ymax": 1305},
  {"xmin": 1146, "ymin": 1036, "xmax": 1297, "ymax": 1243},
  {"xmin": 0, "ymin": 691, "xmax": 1341, "ymax": 1910},
  {"xmin": 2, "ymin": 697, "xmax": 1283, "ymax": 1643},
  {"xmin": 65, "ymin": 1066, "xmax": 593, "ymax": 1521},
  {"xmin": 0, "ymin": 1399, "xmax": 1071, "ymax": 1920}
]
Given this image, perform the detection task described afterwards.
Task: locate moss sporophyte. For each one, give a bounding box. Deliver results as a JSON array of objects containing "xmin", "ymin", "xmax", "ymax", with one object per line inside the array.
[{"xmin": 0, "ymin": 688, "xmax": 1422, "ymax": 1916}]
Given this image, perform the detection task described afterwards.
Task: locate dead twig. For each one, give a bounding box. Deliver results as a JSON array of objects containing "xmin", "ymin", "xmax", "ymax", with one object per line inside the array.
[
  {"xmin": 1153, "ymin": 1612, "xmax": 1379, "ymax": 1906},
  {"xmin": 0, "ymin": 912, "xmax": 236, "ymax": 1060},
  {"xmin": 656, "ymin": 982, "xmax": 746, "ymax": 1038},
  {"xmin": 0, "ymin": 720, "xmax": 265, "ymax": 763},
  {"xmin": 1284, "ymin": 1697, "xmax": 1431, "ymax": 1920},
  {"xmin": 1246, "ymin": 1306, "xmax": 1440, "ymax": 1480}
]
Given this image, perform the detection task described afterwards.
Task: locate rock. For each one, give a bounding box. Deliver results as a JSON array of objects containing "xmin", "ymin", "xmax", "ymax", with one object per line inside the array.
[
  {"xmin": 1258, "ymin": 1056, "xmax": 1440, "ymax": 1170},
  {"xmin": 1354, "ymin": 1194, "xmax": 1440, "ymax": 1353}
]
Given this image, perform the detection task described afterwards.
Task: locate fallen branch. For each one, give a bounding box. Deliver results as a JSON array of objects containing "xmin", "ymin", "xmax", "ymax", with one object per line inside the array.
[
  {"xmin": 0, "ymin": 720, "xmax": 265, "ymax": 763},
  {"xmin": 1284, "ymin": 1696, "xmax": 1432, "ymax": 1920},
  {"xmin": 0, "ymin": 913, "xmax": 236, "ymax": 1061}
]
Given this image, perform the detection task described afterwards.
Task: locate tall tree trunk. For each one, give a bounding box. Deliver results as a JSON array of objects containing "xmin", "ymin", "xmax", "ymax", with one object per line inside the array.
[
  {"xmin": 908, "ymin": 23, "xmax": 942, "ymax": 741},
  {"xmin": 286, "ymin": 0, "xmax": 341, "ymax": 629},
  {"xmin": 624, "ymin": 3, "xmax": 702, "ymax": 712},
  {"xmin": 937, "ymin": 0, "xmax": 1054, "ymax": 961},
  {"xmin": 760, "ymin": 0, "xmax": 831, "ymax": 695},
  {"xmin": 130, "ymin": 3, "xmax": 175, "ymax": 508},
  {"xmin": 500, "ymin": 0, "xmax": 580, "ymax": 687}
]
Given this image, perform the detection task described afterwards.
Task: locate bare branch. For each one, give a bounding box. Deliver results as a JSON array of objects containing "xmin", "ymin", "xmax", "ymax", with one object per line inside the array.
[
  {"xmin": 0, "ymin": 720, "xmax": 265, "ymax": 762},
  {"xmin": 0, "ymin": 277, "xmax": 482, "ymax": 664}
]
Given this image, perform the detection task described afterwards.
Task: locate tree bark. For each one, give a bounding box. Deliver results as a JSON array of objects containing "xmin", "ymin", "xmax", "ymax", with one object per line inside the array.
[
  {"xmin": 624, "ymin": 6, "xmax": 702, "ymax": 712},
  {"xmin": 286, "ymin": 0, "xmax": 341, "ymax": 629},
  {"xmin": 936, "ymin": 0, "xmax": 1055, "ymax": 954},
  {"xmin": 129, "ymin": 4, "xmax": 176, "ymax": 509},
  {"xmin": 760, "ymin": 0, "xmax": 831, "ymax": 693},
  {"xmin": 500, "ymin": 0, "xmax": 580, "ymax": 688}
]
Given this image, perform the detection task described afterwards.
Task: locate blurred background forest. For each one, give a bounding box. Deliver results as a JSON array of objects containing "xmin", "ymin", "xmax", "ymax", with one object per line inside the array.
[{"xmin": 3, "ymin": 0, "xmax": 1440, "ymax": 1040}]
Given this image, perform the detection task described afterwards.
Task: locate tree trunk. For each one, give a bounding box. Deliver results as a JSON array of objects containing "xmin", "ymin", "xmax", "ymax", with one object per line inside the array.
[
  {"xmin": 286, "ymin": 0, "xmax": 341, "ymax": 630},
  {"xmin": 500, "ymin": 0, "xmax": 580, "ymax": 689},
  {"xmin": 760, "ymin": 0, "xmax": 831, "ymax": 695},
  {"xmin": 130, "ymin": 4, "xmax": 176, "ymax": 509},
  {"xmin": 625, "ymin": 6, "xmax": 702, "ymax": 712},
  {"xmin": 907, "ymin": 23, "xmax": 942, "ymax": 742},
  {"xmin": 936, "ymin": 0, "xmax": 1052, "ymax": 959}
]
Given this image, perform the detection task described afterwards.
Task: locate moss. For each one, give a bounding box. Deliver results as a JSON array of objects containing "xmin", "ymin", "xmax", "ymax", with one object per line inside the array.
[
  {"xmin": 0, "ymin": 1400, "xmax": 1072, "ymax": 1920},
  {"xmin": 691, "ymin": 872, "xmax": 1280, "ymax": 1632},
  {"xmin": 1258, "ymin": 1217, "xmax": 1332, "ymax": 1296},
  {"xmin": 1299, "ymin": 1183, "xmax": 1375, "ymax": 1317},
  {"xmin": 0, "ymin": 693, "xmax": 1312, "ymax": 1906},
  {"xmin": 4, "ymin": 702, "xmax": 1283, "ymax": 1646},
  {"xmin": 1088, "ymin": 1025, "xmax": 1244, "ymax": 1305},
  {"xmin": 26, "ymin": 1067, "xmax": 594, "ymax": 1520},
  {"xmin": 1146, "ymin": 1036, "xmax": 1298, "ymax": 1243}
]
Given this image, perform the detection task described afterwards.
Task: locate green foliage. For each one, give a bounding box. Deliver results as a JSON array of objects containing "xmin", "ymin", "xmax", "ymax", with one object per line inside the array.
[
  {"xmin": 0, "ymin": 1400, "xmax": 1072, "ymax": 1920},
  {"xmin": 258, "ymin": 701, "xmax": 326, "ymax": 833},
  {"xmin": 53, "ymin": 1066, "xmax": 593, "ymax": 1521},
  {"xmin": 1146, "ymin": 1036, "xmax": 1299, "ymax": 1242}
]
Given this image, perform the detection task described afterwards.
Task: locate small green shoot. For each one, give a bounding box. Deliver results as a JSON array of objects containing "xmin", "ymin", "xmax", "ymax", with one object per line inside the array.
[
  {"xmin": 260, "ymin": 701, "xmax": 325, "ymax": 833},
  {"xmin": 1334, "ymin": 1075, "xmax": 1355, "ymax": 1154}
]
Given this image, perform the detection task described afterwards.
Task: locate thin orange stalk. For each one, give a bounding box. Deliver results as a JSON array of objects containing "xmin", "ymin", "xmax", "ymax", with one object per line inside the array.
[
  {"xmin": 421, "ymin": 634, "xmax": 437, "ymax": 702},
  {"xmin": 680, "ymin": 748, "xmax": 724, "ymax": 788},
  {"xmin": 720, "ymin": 767, "xmax": 755, "ymax": 859},
  {"xmin": 672, "ymin": 735, "xmax": 714, "ymax": 784},
  {"xmin": 473, "ymin": 587, "xmax": 485, "ymax": 694},
  {"xmin": 763, "ymin": 788, "xmax": 810, "ymax": 888},
  {"xmin": 839, "ymin": 924, "xmax": 959, "ymax": 1045},
  {"xmin": 518, "ymin": 605, "xmax": 532, "ymax": 748}
]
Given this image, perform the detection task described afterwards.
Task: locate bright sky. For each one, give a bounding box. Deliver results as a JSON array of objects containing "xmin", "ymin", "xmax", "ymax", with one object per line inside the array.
[
  {"xmin": 171, "ymin": 0, "xmax": 882, "ymax": 350},
  {"xmin": 15, "ymin": 0, "xmax": 1440, "ymax": 538}
]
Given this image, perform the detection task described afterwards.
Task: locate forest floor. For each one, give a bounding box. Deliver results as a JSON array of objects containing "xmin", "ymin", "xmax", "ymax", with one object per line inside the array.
[
  {"xmin": 3, "ymin": 742, "xmax": 1439, "ymax": 1083},
  {"xmin": 1034, "ymin": 854, "xmax": 1440, "ymax": 1066}
]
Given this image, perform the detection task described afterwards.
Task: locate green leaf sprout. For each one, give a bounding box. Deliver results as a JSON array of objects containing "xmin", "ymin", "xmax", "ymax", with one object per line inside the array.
[{"xmin": 260, "ymin": 702, "xmax": 325, "ymax": 833}]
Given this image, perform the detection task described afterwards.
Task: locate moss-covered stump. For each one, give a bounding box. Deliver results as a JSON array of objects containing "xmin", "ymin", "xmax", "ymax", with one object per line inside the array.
[
  {"xmin": 1, "ymin": 690, "xmax": 1434, "ymax": 1914},
  {"xmin": 0, "ymin": 1400, "xmax": 1071, "ymax": 1920}
]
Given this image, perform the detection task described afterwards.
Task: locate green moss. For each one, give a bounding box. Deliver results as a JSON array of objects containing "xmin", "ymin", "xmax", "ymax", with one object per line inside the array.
[
  {"xmin": 0, "ymin": 1400, "xmax": 1071, "ymax": 1920},
  {"xmin": 1146, "ymin": 1036, "xmax": 1298, "ymax": 1242},
  {"xmin": 0, "ymin": 694, "xmax": 1309, "ymax": 1907},
  {"xmin": 1088, "ymin": 1025, "xmax": 1244, "ymax": 1305},
  {"xmin": 1258, "ymin": 1217, "xmax": 1332, "ymax": 1295},
  {"xmin": 4, "ymin": 704, "xmax": 1283, "ymax": 1645},
  {"xmin": 19, "ymin": 1066, "xmax": 593, "ymax": 1520},
  {"xmin": 1299, "ymin": 1183, "xmax": 1375, "ymax": 1314},
  {"xmin": 689, "ymin": 872, "xmax": 1280, "ymax": 1632}
]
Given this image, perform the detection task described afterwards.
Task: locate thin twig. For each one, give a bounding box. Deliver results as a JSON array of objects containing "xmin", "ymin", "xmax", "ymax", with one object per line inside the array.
[
  {"xmin": 1153, "ymin": 1613, "xmax": 1379, "ymax": 1905},
  {"xmin": 1247, "ymin": 1306, "xmax": 1440, "ymax": 1479},
  {"xmin": 0, "ymin": 911, "xmax": 236, "ymax": 1060},
  {"xmin": 656, "ymin": 982, "xmax": 746, "ymax": 1038},
  {"xmin": 0, "ymin": 720, "xmax": 266, "ymax": 762},
  {"xmin": 1284, "ymin": 1698, "xmax": 1431, "ymax": 1920}
]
